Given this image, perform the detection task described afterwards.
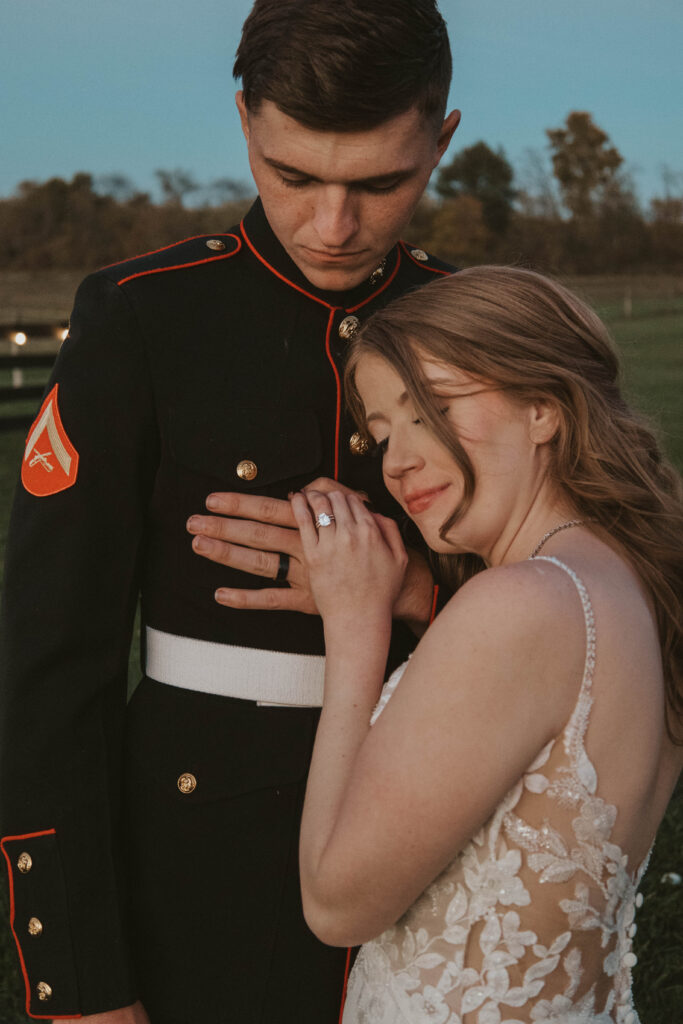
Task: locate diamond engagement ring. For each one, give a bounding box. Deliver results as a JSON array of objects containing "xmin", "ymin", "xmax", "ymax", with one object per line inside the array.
[{"xmin": 315, "ymin": 512, "xmax": 335, "ymax": 529}]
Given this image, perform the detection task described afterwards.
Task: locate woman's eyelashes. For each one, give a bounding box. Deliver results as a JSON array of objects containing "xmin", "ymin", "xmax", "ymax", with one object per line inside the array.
[
  {"xmin": 370, "ymin": 436, "xmax": 390, "ymax": 459},
  {"xmin": 369, "ymin": 406, "xmax": 450, "ymax": 459}
]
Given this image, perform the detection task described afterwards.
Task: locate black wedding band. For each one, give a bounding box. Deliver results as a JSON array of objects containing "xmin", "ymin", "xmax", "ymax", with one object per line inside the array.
[{"xmin": 275, "ymin": 552, "xmax": 290, "ymax": 583}]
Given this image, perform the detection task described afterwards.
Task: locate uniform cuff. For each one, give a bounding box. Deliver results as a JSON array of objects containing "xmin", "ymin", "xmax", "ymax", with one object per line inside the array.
[{"xmin": 1, "ymin": 829, "xmax": 81, "ymax": 1019}]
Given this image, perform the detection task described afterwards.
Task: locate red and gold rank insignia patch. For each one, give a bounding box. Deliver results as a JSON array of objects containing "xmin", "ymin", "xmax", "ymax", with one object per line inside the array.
[{"xmin": 21, "ymin": 384, "xmax": 79, "ymax": 496}]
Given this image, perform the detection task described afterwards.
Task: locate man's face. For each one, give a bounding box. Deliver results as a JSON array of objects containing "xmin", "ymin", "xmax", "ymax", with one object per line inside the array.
[{"xmin": 237, "ymin": 95, "xmax": 459, "ymax": 291}]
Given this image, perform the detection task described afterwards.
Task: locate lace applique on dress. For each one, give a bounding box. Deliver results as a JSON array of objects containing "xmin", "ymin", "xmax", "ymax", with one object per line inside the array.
[{"xmin": 343, "ymin": 557, "xmax": 648, "ymax": 1024}]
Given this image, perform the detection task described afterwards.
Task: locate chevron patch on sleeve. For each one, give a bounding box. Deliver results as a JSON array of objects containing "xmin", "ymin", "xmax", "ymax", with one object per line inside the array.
[{"xmin": 21, "ymin": 384, "xmax": 79, "ymax": 496}]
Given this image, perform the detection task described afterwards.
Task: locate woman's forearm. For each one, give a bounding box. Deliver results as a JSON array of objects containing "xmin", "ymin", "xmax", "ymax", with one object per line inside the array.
[{"xmin": 299, "ymin": 613, "xmax": 392, "ymax": 934}]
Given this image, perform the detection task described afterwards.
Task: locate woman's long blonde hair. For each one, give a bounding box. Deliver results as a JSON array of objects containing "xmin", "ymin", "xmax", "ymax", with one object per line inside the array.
[{"xmin": 345, "ymin": 266, "xmax": 683, "ymax": 740}]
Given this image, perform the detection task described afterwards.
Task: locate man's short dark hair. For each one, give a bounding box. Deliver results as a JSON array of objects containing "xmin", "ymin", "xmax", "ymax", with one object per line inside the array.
[{"xmin": 234, "ymin": 0, "xmax": 452, "ymax": 132}]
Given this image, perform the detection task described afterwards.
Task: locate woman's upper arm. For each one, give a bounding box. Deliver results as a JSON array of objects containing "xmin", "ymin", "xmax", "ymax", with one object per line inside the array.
[{"xmin": 319, "ymin": 562, "xmax": 586, "ymax": 944}]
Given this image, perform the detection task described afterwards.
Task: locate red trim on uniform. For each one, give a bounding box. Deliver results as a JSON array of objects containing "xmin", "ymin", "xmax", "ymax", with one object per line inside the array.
[
  {"xmin": 240, "ymin": 220, "xmax": 334, "ymax": 309},
  {"xmin": 99, "ymin": 233, "xmax": 238, "ymax": 272},
  {"xmin": 116, "ymin": 235, "xmax": 242, "ymax": 285},
  {"xmin": 347, "ymin": 248, "xmax": 402, "ymax": 312},
  {"xmin": 1, "ymin": 830, "xmax": 79, "ymax": 1019},
  {"xmin": 338, "ymin": 946, "xmax": 353, "ymax": 1023},
  {"xmin": 239, "ymin": 219, "xmax": 403, "ymax": 484},
  {"xmin": 0, "ymin": 827, "xmax": 56, "ymax": 844},
  {"xmin": 324, "ymin": 309, "xmax": 343, "ymax": 480},
  {"xmin": 429, "ymin": 584, "xmax": 440, "ymax": 624},
  {"xmin": 400, "ymin": 241, "xmax": 452, "ymax": 275}
]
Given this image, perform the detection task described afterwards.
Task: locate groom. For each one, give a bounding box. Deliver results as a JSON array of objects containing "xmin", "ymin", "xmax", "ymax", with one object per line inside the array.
[{"xmin": 0, "ymin": 2, "xmax": 459, "ymax": 1022}]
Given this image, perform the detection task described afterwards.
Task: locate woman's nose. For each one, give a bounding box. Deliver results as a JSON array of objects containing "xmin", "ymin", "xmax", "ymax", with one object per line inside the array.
[{"xmin": 382, "ymin": 433, "xmax": 423, "ymax": 481}]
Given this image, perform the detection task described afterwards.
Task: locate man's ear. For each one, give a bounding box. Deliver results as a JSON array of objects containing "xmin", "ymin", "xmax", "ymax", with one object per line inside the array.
[
  {"xmin": 434, "ymin": 109, "xmax": 461, "ymax": 164},
  {"xmin": 528, "ymin": 399, "xmax": 561, "ymax": 445},
  {"xmin": 235, "ymin": 91, "xmax": 250, "ymax": 142}
]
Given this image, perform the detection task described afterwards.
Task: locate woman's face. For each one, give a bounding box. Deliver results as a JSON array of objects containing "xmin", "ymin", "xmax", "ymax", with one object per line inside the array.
[{"xmin": 355, "ymin": 352, "xmax": 556, "ymax": 563}]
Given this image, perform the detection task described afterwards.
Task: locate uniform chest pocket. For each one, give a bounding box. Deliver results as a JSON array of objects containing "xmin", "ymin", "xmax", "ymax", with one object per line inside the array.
[{"xmin": 167, "ymin": 404, "xmax": 323, "ymax": 490}]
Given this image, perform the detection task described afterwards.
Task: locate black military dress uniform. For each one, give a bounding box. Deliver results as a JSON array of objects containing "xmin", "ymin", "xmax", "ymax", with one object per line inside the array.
[{"xmin": 0, "ymin": 198, "xmax": 453, "ymax": 1022}]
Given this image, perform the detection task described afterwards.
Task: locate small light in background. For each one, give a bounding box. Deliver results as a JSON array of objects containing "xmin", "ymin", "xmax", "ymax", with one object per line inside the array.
[{"xmin": 13, "ymin": 331, "xmax": 28, "ymax": 346}]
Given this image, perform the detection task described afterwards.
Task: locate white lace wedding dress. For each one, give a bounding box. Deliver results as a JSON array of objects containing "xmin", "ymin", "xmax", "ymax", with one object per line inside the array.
[{"xmin": 342, "ymin": 558, "xmax": 647, "ymax": 1024}]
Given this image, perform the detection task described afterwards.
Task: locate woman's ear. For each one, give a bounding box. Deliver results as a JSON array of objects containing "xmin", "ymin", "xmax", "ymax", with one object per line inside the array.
[{"xmin": 528, "ymin": 399, "xmax": 560, "ymax": 445}]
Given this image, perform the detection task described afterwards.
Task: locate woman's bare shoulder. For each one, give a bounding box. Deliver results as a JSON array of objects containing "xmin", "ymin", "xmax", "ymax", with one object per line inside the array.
[{"xmin": 437, "ymin": 558, "xmax": 585, "ymax": 637}]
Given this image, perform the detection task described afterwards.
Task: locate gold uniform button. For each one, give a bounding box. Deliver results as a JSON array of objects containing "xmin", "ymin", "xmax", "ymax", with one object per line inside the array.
[
  {"xmin": 410, "ymin": 248, "xmax": 429, "ymax": 262},
  {"xmin": 236, "ymin": 459, "xmax": 258, "ymax": 482},
  {"xmin": 17, "ymin": 852, "xmax": 32, "ymax": 874},
  {"xmin": 28, "ymin": 917, "xmax": 43, "ymax": 937},
  {"xmin": 36, "ymin": 981, "xmax": 53, "ymax": 1002},
  {"xmin": 206, "ymin": 239, "xmax": 226, "ymax": 251},
  {"xmin": 370, "ymin": 259, "xmax": 386, "ymax": 284},
  {"xmin": 349, "ymin": 432, "xmax": 369, "ymax": 456},
  {"xmin": 178, "ymin": 772, "xmax": 197, "ymax": 795},
  {"xmin": 338, "ymin": 315, "xmax": 360, "ymax": 340}
]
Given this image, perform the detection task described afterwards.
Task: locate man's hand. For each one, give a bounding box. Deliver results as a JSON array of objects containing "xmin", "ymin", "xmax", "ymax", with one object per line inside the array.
[
  {"xmin": 186, "ymin": 479, "xmax": 361, "ymax": 614},
  {"xmin": 187, "ymin": 479, "xmax": 437, "ymax": 632},
  {"xmin": 56, "ymin": 1001, "xmax": 150, "ymax": 1024}
]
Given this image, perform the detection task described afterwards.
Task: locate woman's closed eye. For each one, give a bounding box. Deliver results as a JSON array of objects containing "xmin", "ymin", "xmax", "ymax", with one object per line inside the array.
[
  {"xmin": 369, "ymin": 407, "xmax": 450, "ymax": 459},
  {"xmin": 370, "ymin": 436, "xmax": 389, "ymax": 460}
]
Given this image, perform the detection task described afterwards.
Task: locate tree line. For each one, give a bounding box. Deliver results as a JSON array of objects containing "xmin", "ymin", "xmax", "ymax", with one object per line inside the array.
[{"xmin": 1, "ymin": 112, "xmax": 682, "ymax": 274}]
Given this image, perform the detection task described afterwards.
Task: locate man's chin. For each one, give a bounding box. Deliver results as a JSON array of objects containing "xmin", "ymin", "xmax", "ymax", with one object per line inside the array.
[{"xmin": 295, "ymin": 254, "xmax": 378, "ymax": 293}]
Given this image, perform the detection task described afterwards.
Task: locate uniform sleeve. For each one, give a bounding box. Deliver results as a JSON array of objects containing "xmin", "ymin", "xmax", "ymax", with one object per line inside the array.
[{"xmin": 0, "ymin": 273, "xmax": 159, "ymax": 1018}]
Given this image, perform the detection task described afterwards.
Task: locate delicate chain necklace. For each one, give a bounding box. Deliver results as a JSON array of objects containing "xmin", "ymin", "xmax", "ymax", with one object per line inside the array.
[{"xmin": 528, "ymin": 519, "xmax": 591, "ymax": 558}]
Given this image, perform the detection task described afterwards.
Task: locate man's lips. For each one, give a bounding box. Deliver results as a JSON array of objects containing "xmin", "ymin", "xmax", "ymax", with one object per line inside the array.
[
  {"xmin": 403, "ymin": 485, "xmax": 450, "ymax": 515},
  {"xmin": 301, "ymin": 247, "xmax": 368, "ymax": 264}
]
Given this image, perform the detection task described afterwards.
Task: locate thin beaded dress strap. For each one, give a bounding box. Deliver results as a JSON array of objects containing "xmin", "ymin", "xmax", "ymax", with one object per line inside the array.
[
  {"xmin": 530, "ymin": 556, "xmax": 598, "ymax": 769},
  {"xmin": 529, "ymin": 555, "xmax": 596, "ymax": 688}
]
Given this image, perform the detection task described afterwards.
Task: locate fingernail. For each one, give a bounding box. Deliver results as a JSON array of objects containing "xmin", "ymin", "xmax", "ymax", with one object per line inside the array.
[
  {"xmin": 206, "ymin": 495, "xmax": 220, "ymax": 510},
  {"xmin": 187, "ymin": 516, "xmax": 203, "ymax": 531},
  {"xmin": 193, "ymin": 535, "xmax": 212, "ymax": 552}
]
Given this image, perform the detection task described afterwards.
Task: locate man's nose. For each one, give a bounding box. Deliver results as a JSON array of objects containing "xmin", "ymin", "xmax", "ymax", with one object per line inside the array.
[{"xmin": 313, "ymin": 187, "xmax": 359, "ymax": 248}]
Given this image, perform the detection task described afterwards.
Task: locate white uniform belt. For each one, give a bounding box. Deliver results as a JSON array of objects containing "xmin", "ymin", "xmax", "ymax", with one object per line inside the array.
[{"xmin": 145, "ymin": 627, "xmax": 325, "ymax": 707}]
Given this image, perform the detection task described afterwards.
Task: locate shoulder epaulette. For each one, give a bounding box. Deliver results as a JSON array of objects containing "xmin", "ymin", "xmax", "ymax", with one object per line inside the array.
[
  {"xmin": 400, "ymin": 241, "xmax": 456, "ymax": 276},
  {"xmin": 98, "ymin": 233, "xmax": 243, "ymax": 287}
]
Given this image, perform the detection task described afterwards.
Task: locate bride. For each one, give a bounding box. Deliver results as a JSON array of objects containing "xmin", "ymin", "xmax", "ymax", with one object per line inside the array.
[{"xmin": 292, "ymin": 267, "xmax": 683, "ymax": 1023}]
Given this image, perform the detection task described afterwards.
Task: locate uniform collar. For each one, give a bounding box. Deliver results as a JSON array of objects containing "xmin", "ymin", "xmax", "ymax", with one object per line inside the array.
[{"xmin": 239, "ymin": 198, "xmax": 400, "ymax": 311}]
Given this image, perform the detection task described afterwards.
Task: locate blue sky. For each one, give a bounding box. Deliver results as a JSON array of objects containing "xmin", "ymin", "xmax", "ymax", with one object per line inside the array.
[{"xmin": 2, "ymin": 0, "xmax": 682, "ymax": 206}]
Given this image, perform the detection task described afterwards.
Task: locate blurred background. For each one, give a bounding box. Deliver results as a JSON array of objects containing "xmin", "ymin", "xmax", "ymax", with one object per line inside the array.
[{"xmin": 1, "ymin": 1, "xmax": 681, "ymax": 1019}]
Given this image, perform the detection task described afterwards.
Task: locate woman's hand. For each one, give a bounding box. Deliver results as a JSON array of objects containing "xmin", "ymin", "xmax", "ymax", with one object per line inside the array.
[
  {"xmin": 291, "ymin": 489, "xmax": 408, "ymax": 632},
  {"xmin": 57, "ymin": 1003, "xmax": 150, "ymax": 1024}
]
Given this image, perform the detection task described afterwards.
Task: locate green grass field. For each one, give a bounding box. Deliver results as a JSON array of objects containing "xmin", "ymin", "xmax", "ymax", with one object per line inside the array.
[{"xmin": 0, "ymin": 288, "xmax": 682, "ymax": 1020}]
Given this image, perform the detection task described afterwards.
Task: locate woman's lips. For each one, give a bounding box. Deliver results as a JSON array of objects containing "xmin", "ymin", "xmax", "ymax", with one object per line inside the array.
[{"xmin": 404, "ymin": 485, "xmax": 449, "ymax": 515}]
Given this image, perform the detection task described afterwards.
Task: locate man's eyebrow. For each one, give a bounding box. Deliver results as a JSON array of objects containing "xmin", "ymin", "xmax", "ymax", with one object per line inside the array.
[{"xmin": 263, "ymin": 157, "xmax": 416, "ymax": 187}]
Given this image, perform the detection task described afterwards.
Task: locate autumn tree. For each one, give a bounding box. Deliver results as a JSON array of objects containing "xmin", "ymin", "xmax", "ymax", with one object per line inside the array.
[
  {"xmin": 0, "ymin": 172, "xmax": 252, "ymax": 269},
  {"xmin": 649, "ymin": 194, "xmax": 683, "ymax": 269},
  {"xmin": 95, "ymin": 174, "xmax": 138, "ymax": 202},
  {"xmin": 202, "ymin": 177, "xmax": 252, "ymax": 205},
  {"xmin": 424, "ymin": 196, "xmax": 491, "ymax": 266},
  {"xmin": 435, "ymin": 141, "xmax": 515, "ymax": 234},
  {"xmin": 154, "ymin": 168, "xmax": 200, "ymax": 206},
  {"xmin": 546, "ymin": 112, "xmax": 624, "ymax": 220}
]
